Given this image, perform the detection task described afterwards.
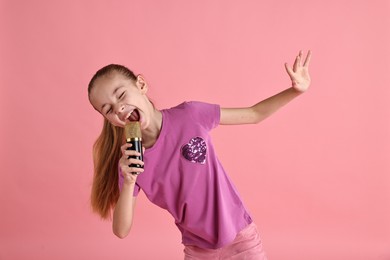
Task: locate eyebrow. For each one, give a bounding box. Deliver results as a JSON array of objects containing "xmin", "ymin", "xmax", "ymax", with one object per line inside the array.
[{"xmin": 101, "ymin": 86, "xmax": 122, "ymax": 111}]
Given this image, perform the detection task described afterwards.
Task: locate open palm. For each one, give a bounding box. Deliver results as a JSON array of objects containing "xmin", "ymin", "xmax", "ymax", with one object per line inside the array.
[{"xmin": 285, "ymin": 50, "xmax": 312, "ymax": 92}]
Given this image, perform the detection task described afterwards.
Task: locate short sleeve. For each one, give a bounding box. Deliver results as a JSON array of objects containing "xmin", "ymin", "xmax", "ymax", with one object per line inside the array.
[
  {"xmin": 186, "ymin": 101, "xmax": 220, "ymax": 131},
  {"xmin": 118, "ymin": 164, "xmax": 141, "ymax": 196}
]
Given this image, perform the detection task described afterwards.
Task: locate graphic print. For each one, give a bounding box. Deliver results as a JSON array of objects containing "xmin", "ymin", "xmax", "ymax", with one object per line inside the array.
[{"xmin": 181, "ymin": 137, "xmax": 207, "ymax": 164}]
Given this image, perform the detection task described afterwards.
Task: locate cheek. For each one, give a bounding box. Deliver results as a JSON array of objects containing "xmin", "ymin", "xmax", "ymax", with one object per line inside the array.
[
  {"xmin": 106, "ymin": 115, "xmax": 123, "ymax": 128},
  {"xmin": 105, "ymin": 115, "xmax": 116, "ymax": 124}
]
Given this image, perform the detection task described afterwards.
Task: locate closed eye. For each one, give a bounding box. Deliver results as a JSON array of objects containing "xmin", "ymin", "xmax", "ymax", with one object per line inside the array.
[
  {"xmin": 119, "ymin": 91, "xmax": 125, "ymax": 99},
  {"xmin": 105, "ymin": 107, "xmax": 112, "ymax": 115}
]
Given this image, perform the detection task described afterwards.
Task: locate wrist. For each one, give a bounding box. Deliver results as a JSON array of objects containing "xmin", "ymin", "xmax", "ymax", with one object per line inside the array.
[
  {"xmin": 122, "ymin": 179, "xmax": 137, "ymax": 187},
  {"xmin": 290, "ymin": 86, "xmax": 305, "ymax": 95}
]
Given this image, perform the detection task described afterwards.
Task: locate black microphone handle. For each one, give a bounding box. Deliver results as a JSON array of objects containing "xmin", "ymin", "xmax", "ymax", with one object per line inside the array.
[{"xmin": 126, "ymin": 139, "xmax": 144, "ymax": 169}]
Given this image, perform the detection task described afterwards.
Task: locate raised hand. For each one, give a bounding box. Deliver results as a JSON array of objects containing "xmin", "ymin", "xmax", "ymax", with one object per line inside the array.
[{"xmin": 285, "ymin": 50, "xmax": 312, "ymax": 92}]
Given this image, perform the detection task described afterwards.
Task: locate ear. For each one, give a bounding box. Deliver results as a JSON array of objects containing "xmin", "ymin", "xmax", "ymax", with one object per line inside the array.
[{"xmin": 135, "ymin": 74, "xmax": 148, "ymax": 94}]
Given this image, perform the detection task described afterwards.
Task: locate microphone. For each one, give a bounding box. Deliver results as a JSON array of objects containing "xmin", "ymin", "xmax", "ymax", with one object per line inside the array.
[{"xmin": 124, "ymin": 121, "xmax": 144, "ymax": 174}]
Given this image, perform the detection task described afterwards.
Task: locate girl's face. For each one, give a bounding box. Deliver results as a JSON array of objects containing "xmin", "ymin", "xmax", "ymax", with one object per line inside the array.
[{"xmin": 89, "ymin": 71, "xmax": 150, "ymax": 128}]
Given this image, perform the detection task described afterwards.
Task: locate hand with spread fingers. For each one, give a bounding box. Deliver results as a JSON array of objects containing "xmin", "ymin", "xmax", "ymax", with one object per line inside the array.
[{"xmin": 285, "ymin": 50, "xmax": 312, "ymax": 93}]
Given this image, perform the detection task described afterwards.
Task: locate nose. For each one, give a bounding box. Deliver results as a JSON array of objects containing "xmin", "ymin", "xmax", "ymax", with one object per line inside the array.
[{"xmin": 114, "ymin": 103, "xmax": 126, "ymax": 115}]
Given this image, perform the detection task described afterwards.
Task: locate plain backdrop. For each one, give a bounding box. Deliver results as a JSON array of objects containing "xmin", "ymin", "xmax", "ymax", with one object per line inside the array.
[{"xmin": 1, "ymin": 0, "xmax": 389, "ymax": 259}]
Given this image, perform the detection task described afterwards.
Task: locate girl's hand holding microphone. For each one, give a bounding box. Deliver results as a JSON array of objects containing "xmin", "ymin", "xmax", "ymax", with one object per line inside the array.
[{"xmin": 119, "ymin": 143, "xmax": 144, "ymax": 184}]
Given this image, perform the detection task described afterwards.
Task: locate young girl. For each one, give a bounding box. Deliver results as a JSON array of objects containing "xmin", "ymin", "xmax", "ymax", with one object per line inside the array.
[{"xmin": 88, "ymin": 50, "xmax": 311, "ymax": 259}]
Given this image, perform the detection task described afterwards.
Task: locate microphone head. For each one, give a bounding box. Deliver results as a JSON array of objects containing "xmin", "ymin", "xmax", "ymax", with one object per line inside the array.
[{"xmin": 125, "ymin": 121, "xmax": 142, "ymax": 141}]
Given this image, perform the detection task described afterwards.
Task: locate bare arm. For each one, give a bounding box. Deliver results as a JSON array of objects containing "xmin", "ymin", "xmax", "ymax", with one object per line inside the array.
[
  {"xmin": 220, "ymin": 50, "xmax": 312, "ymax": 125},
  {"xmin": 112, "ymin": 143, "xmax": 144, "ymax": 239},
  {"xmin": 113, "ymin": 184, "xmax": 137, "ymax": 238}
]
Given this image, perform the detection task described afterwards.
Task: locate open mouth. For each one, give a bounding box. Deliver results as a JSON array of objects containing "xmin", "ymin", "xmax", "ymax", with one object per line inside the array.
[{"xmin": 127, "ymin": 109, "xmax": 140, "ymax": 122}]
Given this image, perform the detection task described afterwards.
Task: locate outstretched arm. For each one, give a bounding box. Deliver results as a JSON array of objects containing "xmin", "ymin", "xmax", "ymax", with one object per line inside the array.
[{"xmin": 220, "ymin": 50, "xmax": 312, "ymax": 125}]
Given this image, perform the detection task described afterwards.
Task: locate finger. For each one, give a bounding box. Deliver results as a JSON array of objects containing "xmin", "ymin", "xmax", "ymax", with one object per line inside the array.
[
  {"xmin": 127, "ymin": 157, "xmax": 144, "ymax": 166},
  {"xmin": 293, "ymin": 54, "xmax": 300, "ymax": 72},
  {"xmin": 284, "ymin": 63, "xmax": 295, "ymax": 79},
  {"xmin": 299, "ymin": 50, "xmax": 303, "ymax": 66},
  {"xmin": 303, "ymin": 50, "xmax": 312, "ymax": 67},
  {"xmin": 121, "ymin": 163, "xmax": 144, "ymax": 174},
  {"xmin": 124, "ymin": 149, "xmax": 142, "ymax": 157},
  {"xmin": 127, "ymin": 167, "xmax": 144, "ymax": 175},
  {"xmin": 128, "ymin": 165, "xmax": 144, "ymax": 172},
  {"xmin": 121, "ymin": 143, "xmax": 133, "ymax": 153}
]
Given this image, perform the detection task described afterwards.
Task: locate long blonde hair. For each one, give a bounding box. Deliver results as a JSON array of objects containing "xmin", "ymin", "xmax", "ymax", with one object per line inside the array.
[{"xmin": 88, "ymin": 64, "xmax": 137, "ymax": 219}]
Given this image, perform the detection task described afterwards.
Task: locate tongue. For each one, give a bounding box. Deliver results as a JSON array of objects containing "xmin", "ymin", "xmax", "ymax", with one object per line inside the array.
[{"xmin": 129, "ymin": 110, "xmax": 140, "ymax": 121}]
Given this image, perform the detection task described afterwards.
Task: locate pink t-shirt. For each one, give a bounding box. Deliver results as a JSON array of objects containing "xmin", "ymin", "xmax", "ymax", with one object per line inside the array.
[{"xmin": 119, "ymin": 101, "xmax": 252, "ymax": 249}]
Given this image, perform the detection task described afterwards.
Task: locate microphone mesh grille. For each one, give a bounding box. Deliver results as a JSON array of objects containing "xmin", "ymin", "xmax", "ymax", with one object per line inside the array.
[{"xmin": 125, "ymin": 121, "xmax": 142, "ymax": 139}]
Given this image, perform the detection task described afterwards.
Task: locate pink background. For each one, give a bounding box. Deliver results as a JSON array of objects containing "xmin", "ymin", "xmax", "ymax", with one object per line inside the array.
[{"xmin": 1, "ymin": 0, "xmax": 389, "ymax": 259}]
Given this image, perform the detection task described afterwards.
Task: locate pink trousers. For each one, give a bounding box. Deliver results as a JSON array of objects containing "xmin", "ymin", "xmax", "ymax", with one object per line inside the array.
[{"xmin": 183, "ymin": 223, "xmax": 267, "ymax": 260}]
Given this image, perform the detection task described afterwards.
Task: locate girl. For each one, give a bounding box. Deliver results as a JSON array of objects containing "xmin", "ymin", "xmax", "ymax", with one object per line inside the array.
[{"xmin": 88, "ymin": 50, "xmax": 311, "ymax": 259}]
